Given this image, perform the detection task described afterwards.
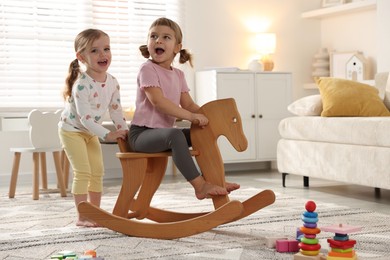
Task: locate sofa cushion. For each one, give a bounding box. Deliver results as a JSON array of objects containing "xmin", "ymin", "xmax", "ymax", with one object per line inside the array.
[
  {"xmin": 287, "ymin": 95, "xmax": 322, "ymax": 116},
  {"xmin": 279, "ymin": 116, "xmax": 390, "ymax": 148},
  {"xmin": 318, "ymin": 77, "xmax": 390, "ymax": 117}
]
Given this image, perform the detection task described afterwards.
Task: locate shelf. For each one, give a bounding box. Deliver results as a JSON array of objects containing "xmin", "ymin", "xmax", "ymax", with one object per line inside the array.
[{"xmin": 301, "ymin": 0, "xmax": 377, "ymax": 19}]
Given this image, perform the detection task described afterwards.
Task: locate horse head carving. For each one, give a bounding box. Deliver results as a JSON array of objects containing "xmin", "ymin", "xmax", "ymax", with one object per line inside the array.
[{"xmin": 191, "ymin": 98, "xmax": 248, "ymax": 208}]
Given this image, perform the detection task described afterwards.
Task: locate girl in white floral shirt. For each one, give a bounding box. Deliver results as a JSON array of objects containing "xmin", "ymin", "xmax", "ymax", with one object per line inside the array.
[{"xmin": 59, "ymin": 29, "xmax": 128, "ymax": 227}]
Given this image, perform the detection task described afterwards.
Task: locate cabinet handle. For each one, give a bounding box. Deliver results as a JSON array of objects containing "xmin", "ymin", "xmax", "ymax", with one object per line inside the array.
[
  {"xmin": 251, "ymin": 115, "xmax": 255, "ymax": 118},
  {"xmin": 259, "ymin": 114, "xmax": 263, "ymax": 118}
]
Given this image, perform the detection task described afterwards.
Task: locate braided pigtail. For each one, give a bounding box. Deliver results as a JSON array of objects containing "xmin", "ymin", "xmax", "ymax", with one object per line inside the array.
[{"xmin": 63, "ymin": 59, "xmax": 81, "ymax": 100}]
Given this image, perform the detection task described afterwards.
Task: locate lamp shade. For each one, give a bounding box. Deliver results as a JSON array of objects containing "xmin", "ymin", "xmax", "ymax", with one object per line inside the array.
[{"xmin": 254, "ymin": 33, "xmax": 276, "ymax": 55}]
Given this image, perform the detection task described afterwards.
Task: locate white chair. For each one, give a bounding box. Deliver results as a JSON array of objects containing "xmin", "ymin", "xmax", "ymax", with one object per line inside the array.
[{"xmin": 9, "ymin": 109, "xmax": 67, "ymax": 200}]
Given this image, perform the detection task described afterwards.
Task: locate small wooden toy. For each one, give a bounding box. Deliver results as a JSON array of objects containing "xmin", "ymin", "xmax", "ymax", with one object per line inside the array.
[
  {"xmin": 84, "ymin": 250, "xmax": 97, "ymax": 257},
  {"xmin": 276, "ymin": 239, "xmax": 300, "ymax": 253},
  {"xmin": 294, "ymin": 200, "xmax": 325, "ymax": 260},
  {"xmin": 322, "ymin": 223, "xmax": 362, "ymax": 260}
]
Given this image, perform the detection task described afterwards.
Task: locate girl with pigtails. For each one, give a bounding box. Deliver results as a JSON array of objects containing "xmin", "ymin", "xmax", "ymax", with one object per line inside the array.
[
  {"xmin": 129, "ymin": 18, "xmax": 240, "ymax": 200},
  {"xmin": 59, "ymin": 29, "xmax": 128, "ymax": 227}
]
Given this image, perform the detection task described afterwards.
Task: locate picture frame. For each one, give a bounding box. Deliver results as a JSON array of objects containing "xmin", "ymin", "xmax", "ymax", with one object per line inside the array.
[
  {"xmin": 322, "ymin": 0, "xmax": 345, "ymax": 7},
  {"xmin": 330, "ymin": 51, "xmax": 360, "ymax": 79}
]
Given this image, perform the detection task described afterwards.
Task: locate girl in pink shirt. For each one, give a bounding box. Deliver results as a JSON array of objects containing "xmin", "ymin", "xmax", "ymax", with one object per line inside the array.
[{"xmin": 129, "ymin": 17, "xmax": 239, "ymax": 199}]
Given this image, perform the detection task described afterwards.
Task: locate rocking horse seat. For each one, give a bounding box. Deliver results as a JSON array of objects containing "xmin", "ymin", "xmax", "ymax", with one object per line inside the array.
[
  {"xmin": 116, "ymin": 150, "xmax": 199, "ymax": 159},
  {"xmin": 78, "ymin": 98, "xmax": 276, "ymax": 239}
]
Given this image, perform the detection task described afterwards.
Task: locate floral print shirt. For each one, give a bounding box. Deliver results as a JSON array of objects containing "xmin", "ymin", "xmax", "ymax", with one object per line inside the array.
[{"xmin": 59, "ymin": 72, "xmax": 127, "ymax": 140}]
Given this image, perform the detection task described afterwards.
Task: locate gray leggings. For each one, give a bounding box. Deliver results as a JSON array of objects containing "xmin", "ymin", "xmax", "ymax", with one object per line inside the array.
[{"xmin": 128, "ymin": 125, "xmax": 200, "ymax": 181}]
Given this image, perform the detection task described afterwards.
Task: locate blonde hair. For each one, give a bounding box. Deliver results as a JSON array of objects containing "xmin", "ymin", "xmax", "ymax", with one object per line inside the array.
[
  {"xmin": 139, "ymin": 17, "xmax": 193, "ymax": 67},
  {"xmin": 63, "ymin": 29, "xmax": 109, "ymax": 100}
]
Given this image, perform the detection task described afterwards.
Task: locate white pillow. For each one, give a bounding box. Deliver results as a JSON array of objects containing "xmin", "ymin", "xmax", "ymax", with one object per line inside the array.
[
  {"xmin": 384, "ymin": 73, "xmax": 390, "ymax": 110},
  {"xmin": 287, "ymin": 95, "xmax": 323, "ymax": 116}
]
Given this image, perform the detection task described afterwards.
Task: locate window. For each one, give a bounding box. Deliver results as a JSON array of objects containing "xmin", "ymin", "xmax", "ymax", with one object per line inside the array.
[{"xmin": 0, "ymin": 0, "xmax": 184, "ymax": 111}]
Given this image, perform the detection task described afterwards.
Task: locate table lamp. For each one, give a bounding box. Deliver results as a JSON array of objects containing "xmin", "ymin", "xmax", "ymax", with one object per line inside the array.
[{"xmin": 255, "ymin": 33, "xmax": 276, "ymax": 71}]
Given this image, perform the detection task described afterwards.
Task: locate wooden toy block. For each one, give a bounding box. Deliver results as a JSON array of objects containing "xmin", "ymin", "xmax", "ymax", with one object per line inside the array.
[
  {"xmin": 276, "ymin": 239, "xmax": 300, "ymax": 252},
  {"xmin": 293, "ymin": 252, "xmax": 325, "ymax": 260},
  {"xmin": 289, "ymin": 240, "xmax": 300, "ymax": 252},
  {"xmin": 321, "ymin": 224, "xmax": 362, "ymax": 234},
  {"xmin": 276, "ymin": 239, "xmax": 289, "ymax": 252},
  {"xmin": 84, "ymin": 250, "xmax": 97, "ymax": 257}
]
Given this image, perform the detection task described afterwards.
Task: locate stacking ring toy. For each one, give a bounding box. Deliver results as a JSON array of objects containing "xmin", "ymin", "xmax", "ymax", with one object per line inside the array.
[
  {"xmin": 304, "ymin": 234, "xmax": 316, "ymax": 239},
  {"xmin": 301, "ymin": 216, "xmax": 318, "ymax": 223},
  {"xmin": 303, "ymin": 211, "xmax": 318, "ymax": 218},
  {"xmin": 299, "ymin": 243, "xmax": 321, "ymax": 251},
  {"xmin": 304, "ymin": 222, "xmax": 317, "ymax": 228},
  {"xmin": 300, "ymin": 249, "xmax": 320, "ymax": 256},
  {"xmin": 301, "ymin": 237, "xmax": 319, "ymax": 244},
  {"xmin": 300, "ymin": 226, "xmax": 321, "ymax": 235}
]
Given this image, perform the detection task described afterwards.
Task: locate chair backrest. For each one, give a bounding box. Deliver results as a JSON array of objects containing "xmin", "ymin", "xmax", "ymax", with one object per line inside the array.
[{"xmin": 28, "ymin": 109, "xmax": 62, "ymax": 148}]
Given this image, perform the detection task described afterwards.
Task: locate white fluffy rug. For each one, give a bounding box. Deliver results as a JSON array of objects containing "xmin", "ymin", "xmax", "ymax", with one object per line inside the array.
[{"xmin": 0, "ymin": 182, "xmax": 389, "ymax": 260}]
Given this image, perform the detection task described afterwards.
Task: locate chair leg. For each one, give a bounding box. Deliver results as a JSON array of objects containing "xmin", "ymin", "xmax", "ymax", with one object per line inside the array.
[
  {"xmin": 53, "ymin": 151, "xmax": 67, "ymax": 197},
  {"xmin": 32, "ymin": 152, "xmax": 40, "ymax": 200},
  {"xmin": 9, "ymin": 152, "xmax": 21, "ymax": 198},
  {"xmin": 40, "ymin": 152, "xmax": 48, "ymax": 189},
  {"xmin": 61, "ymin": 150, "xmax": 70, "ymax": 189}
]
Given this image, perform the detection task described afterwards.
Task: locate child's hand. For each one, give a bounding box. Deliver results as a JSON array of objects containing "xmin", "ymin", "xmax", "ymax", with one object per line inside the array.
[
  {"xmin": 105, "ymin": 129, "xmax": 128, "ymax": 142},
  {"xmin": 191, "ymin": 113, "xmax": 208, "ymax": 127}
]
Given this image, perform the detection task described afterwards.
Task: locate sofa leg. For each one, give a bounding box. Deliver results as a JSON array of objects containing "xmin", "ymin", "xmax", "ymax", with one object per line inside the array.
[
  {"xmin": 303, "ymin": 176, "xmax": 309, "ymax": 187},
  {"xmin": 375, "ymin": 187, "xmax": 381, "ymax": 197},
  {"xmin": 282, "ymin": 173, "xmax": 288, "ymax": 187}
]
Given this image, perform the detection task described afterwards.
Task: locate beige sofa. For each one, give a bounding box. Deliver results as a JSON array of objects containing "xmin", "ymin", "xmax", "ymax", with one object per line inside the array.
[{"xmin": 277, "ymin": 72, "xmax": 390, "ymax": 191}]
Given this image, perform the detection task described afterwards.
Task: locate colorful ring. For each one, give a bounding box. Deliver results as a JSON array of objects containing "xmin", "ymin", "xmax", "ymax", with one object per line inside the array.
[
  {"xmin": 304, "ymin": 223, "xmax": 317, "ymax": 228},
  {"xmin": 303, "ymin": 211, "xmax": 318, "ymax": 218},
  {"xmin": 304, "ymin": 234, "xmax": 316, "ymax": 239},
  {"xmin": 300, "ymin": 249, "xmax": 320, "ymax": 256},
  {"xmin": 334, "ymin": 234, "xmax": 349, "ymax": 241},
  {"xmin": 301, "ymin": 237, "xmax": 319, "ymax": 244},
  {"xmin": 301, "ymin": 216, "xmax": 318, "ymax": 223},
  {"xmin": 300, "ymin": 226, "xmax": 321, "ymax": 235},
  {"xmin": 299, "ymin": 243, "xmax": 321, "ymax": 251}
]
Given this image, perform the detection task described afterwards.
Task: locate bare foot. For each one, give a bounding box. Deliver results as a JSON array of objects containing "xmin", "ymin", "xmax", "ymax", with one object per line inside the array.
[
  {"xmin": 195, "ymin": 182, "xmax": 228, "ymax": 200},
  {"xmin": 76, "ymin": 219, "xmax": 99, "ymax": 228},
  {"xmin": 226, "ymin": 182, "xmax": 240, "ymax": 193}
]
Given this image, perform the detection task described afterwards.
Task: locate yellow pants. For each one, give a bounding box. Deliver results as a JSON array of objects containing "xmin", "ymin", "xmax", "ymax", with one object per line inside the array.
[{"xmin": 59, "ymin": 129, "xmax": 104, "ymax": 194}]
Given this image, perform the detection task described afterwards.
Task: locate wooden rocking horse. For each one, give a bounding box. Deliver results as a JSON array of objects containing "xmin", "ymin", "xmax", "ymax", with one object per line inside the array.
[{"xmin": 78, "ymin": 98, "xmax": 276, "ymax": 239}]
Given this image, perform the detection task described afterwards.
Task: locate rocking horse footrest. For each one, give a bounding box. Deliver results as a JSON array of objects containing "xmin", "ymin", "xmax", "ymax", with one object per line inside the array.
[{"xmin": 116, "ymin": 150, "xmax": 199, "ymax": 159}]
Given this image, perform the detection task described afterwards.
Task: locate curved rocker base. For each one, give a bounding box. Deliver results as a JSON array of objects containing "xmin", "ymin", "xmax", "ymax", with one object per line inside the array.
[
  {"xmin": 145, "ymin": 189, "xmax": 276, "ymax": 224},
  {"xmin": 78, "ymin": 200, "xmax": 244, "ymax": 239}
]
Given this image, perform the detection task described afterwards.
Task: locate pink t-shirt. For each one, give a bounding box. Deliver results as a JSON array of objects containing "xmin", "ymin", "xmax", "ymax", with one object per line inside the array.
[{"xmin": 131, "ymin": 60, "xmax": 190, "ymax": 128}]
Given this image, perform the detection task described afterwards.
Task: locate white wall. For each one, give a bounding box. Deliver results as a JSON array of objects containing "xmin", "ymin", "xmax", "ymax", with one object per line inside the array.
[
  {"xmin": 185, "ymin": 0, "xmax": 322, "ymax": 100},
  {"xmin": 2, "ymin": 0, "xmax": 390, "ymax": 187},
  {"xmin": 377, "ymin": 0, "xmax": 390, "ymax": 72},
  {"xmin": 321, "ymin": 9, "xmax": 377, "ymax": 78},
  {"xmin": 184, "ymin": 0, "xmax": 390, "ymax": 100}
]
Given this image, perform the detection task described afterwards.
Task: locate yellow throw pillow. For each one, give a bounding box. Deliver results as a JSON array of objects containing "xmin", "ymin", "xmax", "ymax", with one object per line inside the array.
[{"xmin": 317, "ymin": 77, "xmax": 390, "ymax": 117}]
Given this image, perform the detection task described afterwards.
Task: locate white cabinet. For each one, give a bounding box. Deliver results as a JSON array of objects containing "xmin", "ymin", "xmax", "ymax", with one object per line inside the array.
[{"xmin": 195, "ymin": 70, "xmax": 292, "ymax": 163}]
